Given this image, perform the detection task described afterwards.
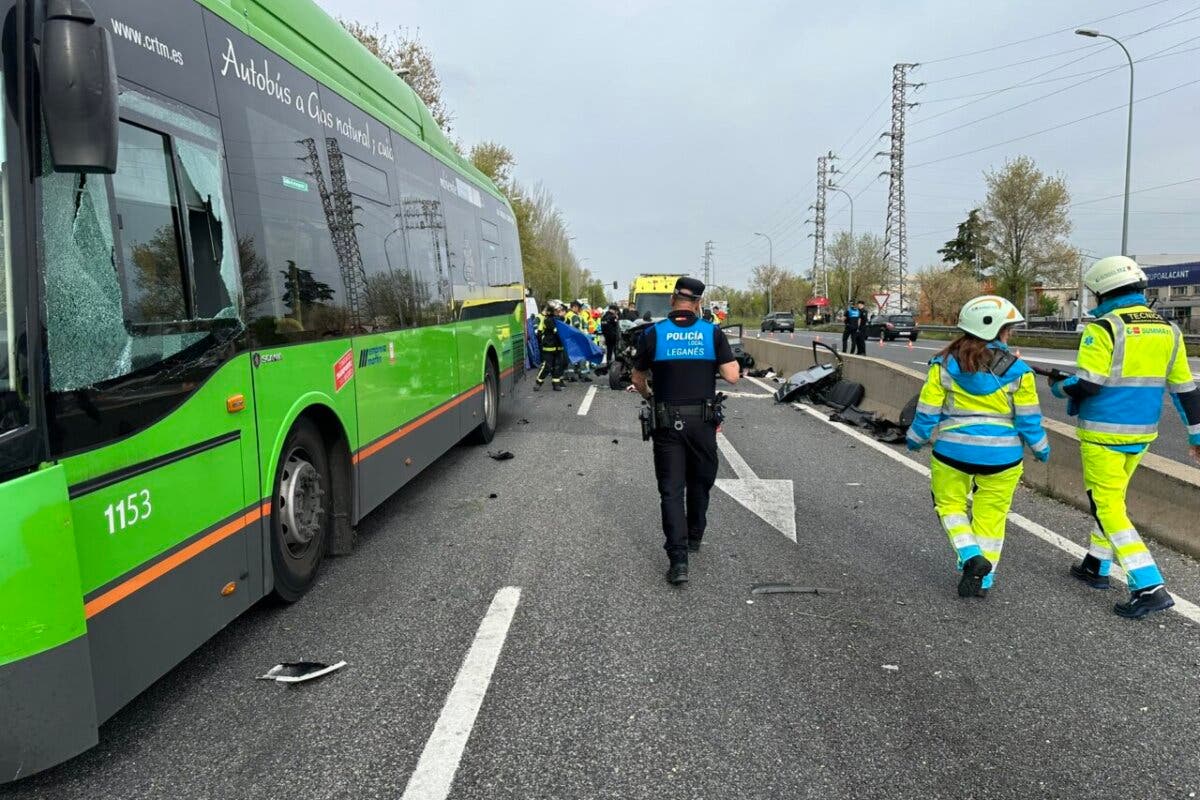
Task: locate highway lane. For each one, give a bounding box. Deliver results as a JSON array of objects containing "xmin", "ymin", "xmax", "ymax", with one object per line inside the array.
[
  {"xmin": 8, "ymin": 377, "xmax": 1200, "ymax": 799},
  {"xmin": 746, "ymin": 328, "xmax": 1200, "ymax": 466}
]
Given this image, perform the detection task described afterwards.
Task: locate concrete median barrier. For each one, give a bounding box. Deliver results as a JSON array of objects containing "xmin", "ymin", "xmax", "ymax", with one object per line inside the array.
[{"xmin": 743, "ymin": 336, "xmax": 1200, "ymax": 559}]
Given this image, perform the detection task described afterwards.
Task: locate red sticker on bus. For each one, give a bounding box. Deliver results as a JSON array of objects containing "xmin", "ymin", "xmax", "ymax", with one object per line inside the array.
[{"xmin": 334, "ymin": 349, "xmax": 355, "ymax": 392}]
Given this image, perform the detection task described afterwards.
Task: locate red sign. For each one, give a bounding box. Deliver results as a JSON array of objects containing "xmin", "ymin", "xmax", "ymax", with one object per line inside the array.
[
  {"xmin": 807, "ymin": 296, "xmax": 830, "ymax": 307},
  {"xmin": 334, "ymin": 349, "xmax": 355, "ymax": 392}
]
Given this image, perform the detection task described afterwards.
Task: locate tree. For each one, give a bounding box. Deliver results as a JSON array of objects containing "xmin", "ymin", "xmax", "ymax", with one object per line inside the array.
[
  {"xmin": 1036, "ymin": 292, "xmax": 1060, "ymax": 317},
  {"xmin": 938, "ymin": 209, "xmax": 993, "ymax": 279},
  {"xmin": 825, "ymin": 231, "xmax": 889, "ymax": 308},
  {"xmin": 469, "ymin": 142, "xmax": 516, "ymax": 192},
  {"xmin": 914, "ymin": 265, "xmax": 984, "ymax": 324},
  {"xmin": 340, "ymin": 21, "xmax": 453, "ymax": 133},
  {"xmin": 982, "ymin": 156, "xmax": 1077, "ymax": 304}
]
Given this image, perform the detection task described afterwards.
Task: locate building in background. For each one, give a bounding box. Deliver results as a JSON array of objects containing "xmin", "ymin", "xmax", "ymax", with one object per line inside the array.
[{"xmin": 1135, "ymin": 254, "xmax": 1200, "ymax": 333}]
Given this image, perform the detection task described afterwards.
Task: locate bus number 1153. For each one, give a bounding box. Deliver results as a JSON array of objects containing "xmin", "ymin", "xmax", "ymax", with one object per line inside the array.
[{"xmin": 104, "ymin": 490, "xmax": 153, "ymax": 535}]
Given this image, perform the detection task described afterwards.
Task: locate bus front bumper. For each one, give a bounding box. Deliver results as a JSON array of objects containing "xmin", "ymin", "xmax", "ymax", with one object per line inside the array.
[{"xmin": 0, "ymin": 635, "xmax": 99, "ymax": 784}]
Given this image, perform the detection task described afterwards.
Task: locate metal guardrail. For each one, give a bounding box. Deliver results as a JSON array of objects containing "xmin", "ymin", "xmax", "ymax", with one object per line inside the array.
[{"xmin": 919, "ymin": 324, "xmax": 1200, "ymax": 346}]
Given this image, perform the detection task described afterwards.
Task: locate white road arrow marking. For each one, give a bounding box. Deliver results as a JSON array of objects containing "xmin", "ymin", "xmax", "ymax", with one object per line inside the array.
[{"xmin": 715, "ymin": 432, "xmax": 797, "ymax": 542}]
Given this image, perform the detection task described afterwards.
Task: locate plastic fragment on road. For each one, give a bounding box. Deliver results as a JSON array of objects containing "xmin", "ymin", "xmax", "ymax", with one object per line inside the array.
[
  {"xmin": 487, "ymin": 450, "xmax": 515, "ymax": 461},
  {"xmin": 881, "ymin": 664, "xmax": 900, "ymax": 671},
  {"xmin": 750, "ymin": 584, "xmax": 842, "ymax": 596},
  {"xmin": 517, "ymin": 418, "xmax": 530, "ymax": 425},
  {"xmin": 612, "ymin": 439, "xmax": 619, "ymax": 444},
  {"xmin": 257, "ymin": 660, "xmax": 347, "ymax": 684},
  {"xmin": 488, "ymin": 493, "xmax": 498, "ymax": 499}
]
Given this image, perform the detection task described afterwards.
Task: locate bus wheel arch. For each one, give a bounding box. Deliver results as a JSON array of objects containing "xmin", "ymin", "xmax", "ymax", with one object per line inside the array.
[{"xmin": 267, "ymin": 407, "xmax": 353, "ymax": 602}]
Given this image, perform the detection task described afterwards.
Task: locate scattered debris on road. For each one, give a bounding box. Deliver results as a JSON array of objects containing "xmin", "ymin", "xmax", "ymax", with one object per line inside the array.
[
  {"xmin": 487, "ymin": 450, "xmax": 515, "ymax": 461},
  {"xmin": 517, "ymin": 418, "xmax": 530, "ymax": 425},
  {"xmin": 750, "ymin": 584, "xmax": 842, "ymax": 595},
  {"xmin": 882, "ymin": 664, "xmax": 900, "ymax": 672},
  {"xmin": 488, "ymin": 493, "xmax": 498, "ymax": 499},
  {"xmin": 256, "ymin": 660, "xmax": 347, "ymax": 684}
]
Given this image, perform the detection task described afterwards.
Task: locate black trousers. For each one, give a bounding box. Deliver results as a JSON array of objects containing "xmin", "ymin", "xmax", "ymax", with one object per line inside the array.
[
  {"xmin": 853, "ymin": 329, "xmax": 866, "ymax": 355},
  {"xmin": 842, "ymin": 328, "xmax": 853, "ymax": 352},
  {"xmin": 537, "ymin": 348, "xmax": 566, "ymax": 384},
  {"xmin": 652, "ymin": 418, "xmax": 719, "ymax": 562},
  {"xmin": 604, "ymin": 336, "xmax": 617, "ymax": 363}
]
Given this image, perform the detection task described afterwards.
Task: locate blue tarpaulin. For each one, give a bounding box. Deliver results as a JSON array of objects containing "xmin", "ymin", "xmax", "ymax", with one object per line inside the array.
[{"xmin": 555, "ymin": 319, "xmax": 604, "ymax": 364}]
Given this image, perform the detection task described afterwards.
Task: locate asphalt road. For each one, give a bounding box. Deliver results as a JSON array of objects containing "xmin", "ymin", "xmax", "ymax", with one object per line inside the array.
[
  {"xmin": 746, "ymin": 328, "xmax": 1200, "ymax": 467},
  {"xmin": 7, "ymin": 376, "xmax": 1200, "ymax": 799}
]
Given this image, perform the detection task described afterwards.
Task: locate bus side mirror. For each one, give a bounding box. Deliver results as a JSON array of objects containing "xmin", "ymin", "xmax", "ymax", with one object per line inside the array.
[{"xmin": 41, "ymin": 0, "xmax": 118, "ymax": 174}]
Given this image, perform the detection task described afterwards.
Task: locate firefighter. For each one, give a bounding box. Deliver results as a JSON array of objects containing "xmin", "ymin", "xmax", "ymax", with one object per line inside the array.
[
  {"xmin": 534, "ymin": 301, "xmax": 567, "ymax": 391},
  {"xmin": 1049, "ymin": 255, "xmax": 1200, "ymax": 619},
  {"xmin": 907, "ymin": 295, "xmax": 1050, "ymax": 599},
  {"xmin": 601, "ymin": 304, "xmax": 621, "ymax": 365}
]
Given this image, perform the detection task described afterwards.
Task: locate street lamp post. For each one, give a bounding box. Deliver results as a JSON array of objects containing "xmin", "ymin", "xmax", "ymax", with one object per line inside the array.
[
  {"xmin": 754, "ymin": 231, "xmax": 774, "ymax": 313},
  {"xmin": 1076, "ymin": 28, "xmax": 1134, "ymax": 256},
  {"xmin": 827, "ymin": 185, "xmax": 854, "ymax": 304}
]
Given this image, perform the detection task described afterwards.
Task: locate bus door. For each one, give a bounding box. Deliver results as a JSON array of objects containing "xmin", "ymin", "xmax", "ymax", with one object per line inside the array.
[{"xmin": 38, "ymin": 87, "xmax": 257, "ymax": 722}]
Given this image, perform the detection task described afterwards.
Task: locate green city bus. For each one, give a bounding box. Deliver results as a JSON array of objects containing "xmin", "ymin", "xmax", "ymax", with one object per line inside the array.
[{"xmin": 0, "ymin": 0, "xmax": 524, "ymax": 780}]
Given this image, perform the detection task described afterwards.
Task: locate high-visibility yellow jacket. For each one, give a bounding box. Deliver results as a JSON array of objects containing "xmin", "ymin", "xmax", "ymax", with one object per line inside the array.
[
  {"xmin": 907, "ymin": 342, "xmax": 1049, "ymax": 466},
  {"xmin": 1058, "ymin": 294, "xmax": 1200, "ymax": 447}
]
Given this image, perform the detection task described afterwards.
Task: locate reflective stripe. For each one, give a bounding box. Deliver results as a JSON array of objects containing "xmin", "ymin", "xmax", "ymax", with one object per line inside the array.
[
  {"xmin": 1106, "ymin": 312, "xmax": 1126, "ymax": 379},
  {"xmin": 1189, "ymin": 423, "xmax": 1200, "ymax": 436},
  {"xmin": 1105, "ymin": 375, "xmax": 1166, "ymax": 388},
  {"xmin": 1027, "ymin": 435, "xmax": 1049, "ymax": 453},
  {"xmin": 974, "ymin": 534, "xmax": 1004, "ymax": 549},
  {"xmin": 936, "ymin": 416, "xmax": 1016, "ymax": 430},
  {"xmin": 1168, "ymin": 380, "xmax": 1197, "ymax": 394},
  {"xmin": 1076, "ymin": 368, "xmax": 1108, "ymax": 384},
  {"xmin": 1108, "ymin": 528, "xmax": 1141, "ymax": 548},
  {"xmin": 1120, "ymin": 550, "xmax": 1157, "ymax": 570},
  {"xmin": 950, "ymin": 534, "xmax": 976, "ymax": 550},
  {"xmin": 1077, "ymin": 419, "xmax": 1158, "ymax": 435},
  {"xmin": 917, "ymin": 401, "xmax": 942, "ymax": 416},
  {"xmin": 938, "ymin": 431, "xmax": 1021, "ymax": 447},
  {"xmin": 940, "ymin": 367, "xmax": 954, "ymax": 391},
  {"xmin": 1168, "ymin": 324, "xmax": 1182, "ymax": 377},
  {"xmin": 941, "ymin": 513, "xmax": 971, "ymax": 531},
  {"xmin": 1014, "ymin": 403, "xmax": 1041, "ymax": 416},
  {"xmin": 1088, "ymin": 542, "xmax": 1114, "ymax": 560},
  {"xmin": 942, "ymin": 410, "xmax": 1012, "ymax": 420},
  {"xmin": 907, "ymin": 432, "xmax": 928, "ymax": 445}
]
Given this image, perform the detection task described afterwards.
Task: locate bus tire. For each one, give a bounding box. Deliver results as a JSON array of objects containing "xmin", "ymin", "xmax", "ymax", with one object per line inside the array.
[
  {"xmin": 469, "ymin": 358, "xmax": 499, "ymax": 444},
  {"xmin": 270, "ymin": 418, "xmax": 331, "ymax": 602}
]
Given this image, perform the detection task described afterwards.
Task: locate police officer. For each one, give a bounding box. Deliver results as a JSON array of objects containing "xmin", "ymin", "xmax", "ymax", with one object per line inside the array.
[
  {"xmin": 1050, "ymin": 256, "xmax": 1200, "ymax": 618},
  {"xmin": 534, "ymin": 301, "xmax": 567, "ymax": 391},
  {"xmin": 631, "ymin": 277, "xmax": 740, "ymax": 585},
  {"xmin": 843, "ymin": 300, "xmax": 866, "ymax": 353},
  {"xmin": 601, "ymin": 303, "xmax": 621, "ymax": 365}
]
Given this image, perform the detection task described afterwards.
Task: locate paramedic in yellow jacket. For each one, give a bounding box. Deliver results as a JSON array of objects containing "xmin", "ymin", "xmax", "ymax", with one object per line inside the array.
[
  {"xmin": 1049, "ymin": 256, "xmax": 1200, "ymax": 619},
  {"xmin": 907, "ymin": 296, "xmax": 1050, "ymax": 599}
]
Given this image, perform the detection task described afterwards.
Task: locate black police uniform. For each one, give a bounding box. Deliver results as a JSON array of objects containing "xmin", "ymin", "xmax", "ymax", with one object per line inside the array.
[
  {"xmin": 601, "ymin": 307, "xmax": 620, "ymax": 364},
  {"xmin": 842, "ymin": 304, "xmax": 863, "ymax": 353},
  {"xmin": 633, "ymin": 278, "xmax": 736, "ymax": 574}
]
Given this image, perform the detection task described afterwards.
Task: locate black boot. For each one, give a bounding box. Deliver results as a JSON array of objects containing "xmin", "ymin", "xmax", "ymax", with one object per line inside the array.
[
  {"xmin": 958, "ymin": 555, "xmax": 992, "ymax": 598},
  {"xmin": 687, "ymin": 538, "xmax": 702, "ymax": 553},
  {"xmin": 1114, "ymin": 585, "xmax": 1174, "ymax": 619},
  {"xmin": 667, "ymin": 561, "xmax": 689, "ymax": 585},
  {"xmin": 534, "ymin": 381, "xmax": 543, "ymax": 392},
  {"xmin": 552, "ymin": 382, "xmax": 562, "ymax": 392},
  {"xmin": 1070, "ymin": 555, "xmax": 1110, "ymax": 589}
]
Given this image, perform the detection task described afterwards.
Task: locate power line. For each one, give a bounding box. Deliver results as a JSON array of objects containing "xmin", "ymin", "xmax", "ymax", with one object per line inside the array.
[
  {"xmin": 909, "ymin": 76, "xmax": 1200, "ymax": 169},
  {"xmin": 919, "ymin": 0, "xmax": 1182, "ymax": 64},
  {"xmin": 1071, "ymin": 176, "xmax": 1200, "ymax": 206}
]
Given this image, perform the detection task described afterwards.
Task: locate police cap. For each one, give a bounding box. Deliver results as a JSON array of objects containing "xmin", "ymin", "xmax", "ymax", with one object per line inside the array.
[
  {"xmin": 570, "ymin": 300, "xmax": 582, "ymax": 309},
  {"xmin": 673, "ymin": 276, "xmax": 705, "ymax": 300}
]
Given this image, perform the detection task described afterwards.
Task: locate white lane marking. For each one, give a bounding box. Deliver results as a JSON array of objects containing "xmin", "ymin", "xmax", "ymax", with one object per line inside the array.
[
  {"xmin": 401, "ymin": 586, "xmax": 522, "ymax": 800},
  {"xmin": 715, "ymin": 432, "xmax": 797, "ymax": 541},
  {"xmin": 1018, "ymin": 354, "xmax": 1077, "ymax": 367},
  {"xmin": 724, "ymin": 390, "xmax": 773, "ymax": 398},
  {"xmin": 577, "ymin": 385, "xmax": 597, "ymax": 416},
  {"xmin": 744, "ymin": 374, "xmax": 778, "ymax": 394},
  {"xmin": 792, "ymin": 402, "xmax": 1200, "ymax": 625}
]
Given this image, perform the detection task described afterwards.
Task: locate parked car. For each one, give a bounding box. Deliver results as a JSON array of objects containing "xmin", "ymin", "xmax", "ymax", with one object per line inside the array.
[
  {"xmin": 760, "ymin": 311, "xmax": 795, "ymax": 332},
  {"xmin": 866, "ymin": 313, "xmax": 920, "ymax": 341}
]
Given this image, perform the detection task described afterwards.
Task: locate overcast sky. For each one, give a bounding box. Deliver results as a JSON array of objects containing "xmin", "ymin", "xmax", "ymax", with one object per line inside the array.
[{"xmin": 319, "ymin": 0, "xmax": 1200, "ymax": 293}]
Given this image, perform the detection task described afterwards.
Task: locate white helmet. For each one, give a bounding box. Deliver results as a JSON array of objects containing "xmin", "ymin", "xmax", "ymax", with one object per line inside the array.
[
  {"xmin": 957, "ymin": 295, "xmax": 1024, "ymax": 341},
  {"xmin": 1084, "ymin": 255, "xmax": 1147, "ymax": 298}
]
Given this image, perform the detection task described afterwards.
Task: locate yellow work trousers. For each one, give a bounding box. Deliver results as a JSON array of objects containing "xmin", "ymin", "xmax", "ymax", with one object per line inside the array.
[
  {"xmin": 1080, "ymin": 441, "xmax": 1163, "ymax": 590},
  {"xmin": 930, "ymin": 458, "xmax": 1022, "ymax": 590}
]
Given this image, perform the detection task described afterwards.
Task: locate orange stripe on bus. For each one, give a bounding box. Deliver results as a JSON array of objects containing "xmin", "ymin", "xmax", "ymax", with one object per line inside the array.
[
  {"xmin": 353, "ymin": 384, "xmax": 484, "ymax": 465},
  {"xmin": 84, "ymin": 502, "xmax": 270, "ymax": 620}
]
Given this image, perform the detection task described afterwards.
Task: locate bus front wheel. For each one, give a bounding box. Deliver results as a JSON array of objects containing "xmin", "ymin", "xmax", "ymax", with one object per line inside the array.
[
  {"xmin": 469, "ymin": 359, "xmax": 499, "ymax": 444},
  {"xmin": 270, "ymin": 419, "xmax": 331, "ymax": 602}
]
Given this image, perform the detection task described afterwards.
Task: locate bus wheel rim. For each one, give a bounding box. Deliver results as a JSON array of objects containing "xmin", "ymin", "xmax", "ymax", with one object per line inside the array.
[
  {"xmin": 484, "ymin": 372, "xmax": 497, "ymax": 430},
  {"xmin": 279, "ymin": 451, "xmax": 324, "ymax": 555}
]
